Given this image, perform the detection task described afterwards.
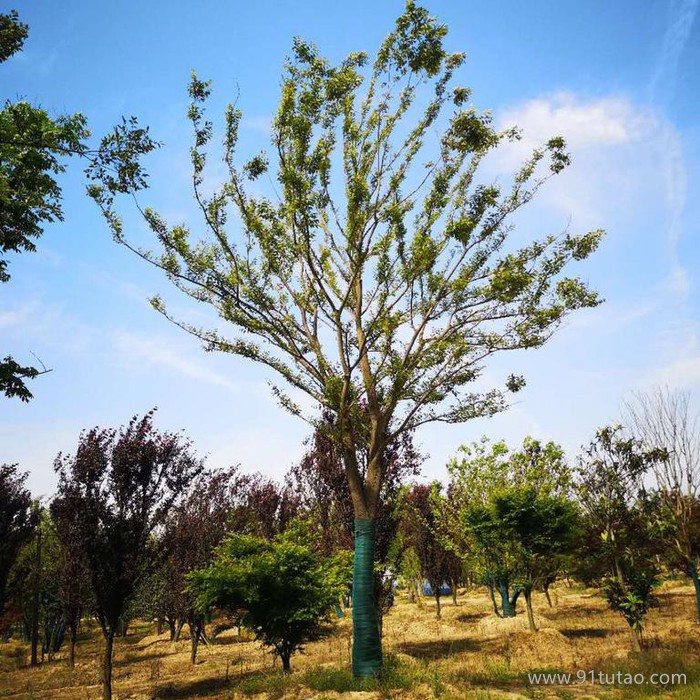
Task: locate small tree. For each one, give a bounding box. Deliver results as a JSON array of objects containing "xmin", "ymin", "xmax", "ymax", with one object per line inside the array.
[
  {"xmin": 90, "ymin": 3, "xmax": 603, "ymax": 675},
  {"xmin": 397, "ymin": 483, "xmax": 452, "ymax": 618},
  {"xmin": 624, "ymin": 388, "xmax": 700, "ymax": 621},
  {"xmin": 576, "ymin": 425, "xmax": 666, "ymax": 651},
  {"xmin": 189, "ymin": 528, "xmax": 348, "ymax": 672},
  {"xmin": 162, "ymin": 467, "xmax": 247, "ymax": 664},
  {"xmin": 50, "ymin": 486, "xmax": 92, "ymax": 667},
  {"xmin": 53, "ymin": 411, "xmax": 203, "ymax": 700},
  {"xmin": 444, "ymin": 436, "xmax": 571, "ymax": 618},
  {"xmin": 487, "ymin": 486, "xmax": 580, "ymax": 630}
]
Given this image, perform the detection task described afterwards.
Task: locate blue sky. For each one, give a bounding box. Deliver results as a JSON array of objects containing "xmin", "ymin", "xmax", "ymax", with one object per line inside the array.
[{"xmin": 1, "ymin": 0, "xmax": 699, "ymax": 496}]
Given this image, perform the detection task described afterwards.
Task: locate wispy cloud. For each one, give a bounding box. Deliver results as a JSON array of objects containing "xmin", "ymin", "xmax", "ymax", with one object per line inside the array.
[
  {"xmin": 111, "ymin": 330, "xmax": 239, "ymax": 392},
  {"xmin": 647, "ymin": 0, "xmax": 697, "ymax": 298},
  {"xmin": 648, "ymin": 0, "xmax": 698, "ymax": 103},
  {"xmin": 0, "ymin": 301, "xmax": 38, "ymax": 329}
]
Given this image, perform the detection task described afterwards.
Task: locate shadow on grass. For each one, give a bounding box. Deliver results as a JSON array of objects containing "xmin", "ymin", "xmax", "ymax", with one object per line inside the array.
[
  {"xmin": 539, "ymin": 604, "xmax": 603, "ymax": 621},
  {"xmin": 153, "ymin": 667, "xmax": 299, "ymax": 699},
  {"xmin": 210, "ymin": 634, "xmax": 251, "ymax": 646},
  {"xmin": 456, "ymin": 611, "xmax": 489, "ymax": 624},
  {"xmin": 116, "ymin": 650, "xmax": 169, "ymax": 666},
  {"xmin": 398, "ymin": 637, "xmax": 480, "ymax": 659},
  {"xmin": 560, "ymin": 627, "xmax": 610, "ymax": 639},
  {"xmin": 152, "ymin": 676, "xmax": 233, "ymax": 698}
]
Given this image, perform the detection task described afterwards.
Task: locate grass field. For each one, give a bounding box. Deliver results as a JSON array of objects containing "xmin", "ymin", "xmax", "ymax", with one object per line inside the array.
[{"xmin": 1, "ymin": 583, "xmax": 699, "ymax": 699}]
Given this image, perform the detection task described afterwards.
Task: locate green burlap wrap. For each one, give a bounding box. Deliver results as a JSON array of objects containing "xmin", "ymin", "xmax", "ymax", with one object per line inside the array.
[{"xmin": 351, "ymin": 518, "xmax": 382, "ymax": 678}]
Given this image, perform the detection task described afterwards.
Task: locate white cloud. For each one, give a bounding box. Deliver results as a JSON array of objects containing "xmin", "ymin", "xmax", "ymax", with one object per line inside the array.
[
  {"xmin": 652, "ymin": 356, "xmax": 700, "ymax": 389},
  {"xmin": 111, "ymin": 330, "xmax": 239, "ymax": 392},
  {"xmin": 489, "ymin": 92, "xmax": 690, "ymax": 299},
  {"xmin": 495, "ymin": 94, "xmax": 648, "ymax": 158},
  {"xmin": 0, "ymin": 301, "xmax": 38, "ymax": 329}
]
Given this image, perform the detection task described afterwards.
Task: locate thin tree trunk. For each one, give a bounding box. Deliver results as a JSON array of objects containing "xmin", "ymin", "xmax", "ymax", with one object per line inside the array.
[
  {"xmin": 281, "ymin": 650, "xmax": 291, "ymax": 673},
  {"xmin": 614, "ymin": 553, "xmax": 625, "ymax": 587},
  {"xmin": 524, "ymin": 588, "xmax": 537, "ymax": 632},
  {"xmin": 156, "ymin": 618, "xmax": 163, "ymax": 636},
  {"xmin": 414, "ymin": 579, "xmax": 425, "ymax": 608},
  {"xmin": 189, "ymin": 621, "xmax": 199, "ymax": 665},
  {"xmin": 69, "ymin": 624, "xmax": 77, "ymax": 668},
  {"xmin": 174, "ymin": 619, "xmax": 184, "ymax": 642},
  {"xmin": 544, "ymin": 583, "xmax": 553, "ymax": 608},
  {"xmin": 30, "ymin": 527, "xmax": 42, "ymax": 667},
  {"xmin": 488, "ymin": 582, "xmax": 502, "ymax": 618},
  {"xmin": 167, "ymin": 616, "xmax": 176, "ymax": 641},
  {"xmin": 689, "ymin": 559, "xmax": 700, "ymax": 622},
  {"xmin": 352, "ymin": 518, "xmax": 382, "ymax": 678},
  {"xmin": 435, "ymin": 592, "xmax": 441, "ymax": 619},
  {"xmin": 451, "ymin": 579, "xmax": 458, "ymax": 606},
  {"xmin": 102, "ymin": 629, "xmax": 115, "ymax": 700}
]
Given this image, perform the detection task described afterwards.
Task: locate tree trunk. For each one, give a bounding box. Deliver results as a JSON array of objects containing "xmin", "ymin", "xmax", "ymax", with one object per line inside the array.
[
  {"xmin": 30, "ymin": 527, "xmax": 42, "ymax": 667},
  {"xmin": 69, "ymin": 624, "xmax": 77, "ymax": 669},
  {"xmin": 281, "ymin": 650, "xmax": 291, "ymax": 673},
  {"xmin": 688, "ymin": 559, "xmax": 700, "ymax": 622},
  {"xmin": 189, "ymin": 622, "xmax": 199, "ymax": 665},
  {"xmin": 543, "ymin": 583, "xmax": 553, "ymax": 608},
  {"xmin": 413, "ymin": 579, "xmax": 425, "ymax": 607},
  {"xmin": 497, "ymin": 580, "xmax": 517, "ymax": 618},
  {"xmin": 156, "ymin": 618, "xmax": 163, "ymax": 635},
  {"xmin": 102, "ymin": 629, "xmax": 115, "ymax": 700},
  {"xmin": 524, "ymin": 588, "xmax": 537, "ymax": 632},
  {"xmin": 167, "ymin": 616, "xmax": 176, "ymax": 641},
  {"xmin": 434, "ymin": 592, "xmax": 441, "ymax": 619},
  {"xmin": 488, "ymin": 582, "xmax": 502, "ymax": 618},
  {"xmin": 630, "ymin": 624, "xmax": 642, "ymax": 652},
  {"xmin": 174, "ymin": 619, "xmax": 184, "ymax": 642},
  {"xmin": 352, "ymin": 518, "xmax": 382, "ymax": 678},
  {"xmin": 451, "ymin": 579, "xmax": 458, "ymax": 606}
]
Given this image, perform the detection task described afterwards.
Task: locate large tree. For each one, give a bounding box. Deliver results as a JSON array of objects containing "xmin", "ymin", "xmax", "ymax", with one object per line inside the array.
[
  {"xmin": 53, "ymin": 412, "xmax": 203, "ymax": 700},
  {"xmin": 89, "ymin": 3, "xmax": 603, "ymax": 676},
  {"xmin": 0, "ymin": 10, "xmax": 156, "ymax": 400}
]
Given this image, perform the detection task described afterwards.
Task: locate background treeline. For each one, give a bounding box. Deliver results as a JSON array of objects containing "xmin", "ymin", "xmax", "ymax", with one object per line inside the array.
[{"xmin": 1, "ymin": 388, "xmax": 699, "ymax": 696}]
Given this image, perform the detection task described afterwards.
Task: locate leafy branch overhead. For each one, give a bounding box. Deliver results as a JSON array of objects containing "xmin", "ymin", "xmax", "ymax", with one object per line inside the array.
[
  {"xmin": 0, "ymin": 9, "xmax": 159, "ymax": 401},
  {"xmin": 89, "ymin": 1, "xmax": 603, "ymax": 439}
]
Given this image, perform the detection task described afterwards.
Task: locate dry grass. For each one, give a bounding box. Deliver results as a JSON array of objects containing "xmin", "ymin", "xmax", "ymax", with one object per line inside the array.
[{"xmin": 1, "ymin": 584, "xmax": 699, "ymax": 699}]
